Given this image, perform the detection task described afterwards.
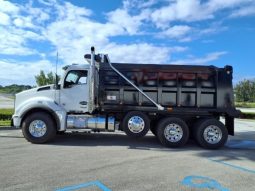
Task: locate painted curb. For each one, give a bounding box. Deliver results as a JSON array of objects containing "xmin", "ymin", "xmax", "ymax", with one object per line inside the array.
[{"xmin": 0, "ymin": 127, "xmax": 19, "ymax": 130}]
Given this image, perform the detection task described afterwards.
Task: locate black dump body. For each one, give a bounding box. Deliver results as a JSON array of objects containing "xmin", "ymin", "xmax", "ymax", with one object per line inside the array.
[{"xmin": 98, "ymin": 62, "xmax": 240, "ymax": 119}]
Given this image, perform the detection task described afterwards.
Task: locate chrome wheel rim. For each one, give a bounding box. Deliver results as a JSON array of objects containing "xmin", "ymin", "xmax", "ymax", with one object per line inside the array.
[
  {"xmin": 128, "ymin": 116, "xmax": 145, "ymax": 133},
  {"xmin": 203, "ymin": 125, "xmax": 222, "ymax": 144},
  {"xmin": 29, "ymin": 120, "xmax": 47, "ymax": 138},
  {"xmin": 164, "ymin": 123, "xmax": 183, "ymax": 142}
]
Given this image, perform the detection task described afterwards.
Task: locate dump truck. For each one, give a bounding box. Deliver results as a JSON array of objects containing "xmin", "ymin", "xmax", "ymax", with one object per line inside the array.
[{"xmin": 12, "ymin": 47, "xmax": 241, "ymax": 149}]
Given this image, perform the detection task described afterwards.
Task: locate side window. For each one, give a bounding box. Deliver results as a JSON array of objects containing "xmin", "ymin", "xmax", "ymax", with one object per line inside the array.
[
  {"xmin": 64, "ymin": 70, "xmax": 88, "ymax": 88},
  {"xmin": 78, "ymin": 76, "xmax": 87, "ymax": 84}
]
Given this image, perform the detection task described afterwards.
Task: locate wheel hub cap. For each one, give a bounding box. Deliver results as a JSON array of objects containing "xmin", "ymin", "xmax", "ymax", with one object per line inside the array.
[
  {"xmin": 164, "ymin": 123, "xmax": 183, "ymax": 142},
  {"xmin": 203, "ymin": 125, "xmax": 222, "ymax": 144},
  {"xmin": 128, "ymin": 116, "xmax": 145, "ymax": 133},
  {"xmin": 29, "ymin": 120, "xmax": 47, "ymax": 138}
]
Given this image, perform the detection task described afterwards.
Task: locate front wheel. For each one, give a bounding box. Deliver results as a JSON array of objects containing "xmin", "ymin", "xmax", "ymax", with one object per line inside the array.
[
  {"xmin": 156, "ymin": 117, "xmax": 189, "ymax": 148},
  {"xmin": 22, "ymin": 112, "xmax": 56, "ymax": 144},
  {"xmin": 122, "ymin": 111, "xmax": 150, "ymax": 138},
  {"xmin": 194, "ymin": 119, "xmax": 228, "ymax": 149}
]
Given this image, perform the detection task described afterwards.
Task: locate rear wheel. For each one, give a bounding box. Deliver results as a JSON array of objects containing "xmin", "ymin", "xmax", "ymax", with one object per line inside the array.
[
  {"xmin": 22, "ymin": 112, "xmax": 56, "ymax": 144},
  {"xmin": 194, "ymin": 119, "xmax": 228, "ymax": 149},
  {"xmin": 157, "ymin": 117, "xmax": 189, "ymax": 148},
  {"xmin": 122, "ymin": 111, "xmax": 150, "ymax": 138}
]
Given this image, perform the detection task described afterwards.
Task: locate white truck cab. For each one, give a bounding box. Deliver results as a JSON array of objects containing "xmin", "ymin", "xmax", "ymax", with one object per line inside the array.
[
  {"xmin": 13, "ymin": 64, "xmax": 91, "ymax": 127},
  {"xmin": 12, "ymin": 48, "xmax": 108, "ymax": 143}
]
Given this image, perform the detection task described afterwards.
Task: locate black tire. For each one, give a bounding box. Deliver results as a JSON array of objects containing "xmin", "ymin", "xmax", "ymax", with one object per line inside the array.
[
  {"xmin": 156, "ymin": 117, "xmax": 189, "ymax": 148},
  {"xmin": 57, "ymin": 131, "xmax": 66, "ymax": 135},
  {"xmin": 194, "ymin": 119, "xmax": 228, "ymax": 149},
  {"xmin": 22, "ymin": 112, "xmax": 56, "ymax": 144},
  {"xmin": 122, "ymin": 111, "xmax": 150, "ymax": 138}
]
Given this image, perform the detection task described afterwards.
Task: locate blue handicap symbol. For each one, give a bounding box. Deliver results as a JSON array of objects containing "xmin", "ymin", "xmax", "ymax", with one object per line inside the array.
[
  {"xmin": 182, "ymin": 176, "xmax": 230, "ymax": 191},
  {"xmin": 56, "ymin": 180, "xmax": 111, "ymax": 191}
]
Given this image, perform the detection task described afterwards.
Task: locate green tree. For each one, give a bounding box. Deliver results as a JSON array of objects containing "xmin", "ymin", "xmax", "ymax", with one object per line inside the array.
[
  {"xmin": 35, "ymin": 70, "xmax": 60, "ymax": 86},
  {"xmin": 235, "ymin": 79, "xmax": 255, "ymax": 102},
  {"xmin": 47, "ymin": 72, "xmax": 54, "ymax": 84}
]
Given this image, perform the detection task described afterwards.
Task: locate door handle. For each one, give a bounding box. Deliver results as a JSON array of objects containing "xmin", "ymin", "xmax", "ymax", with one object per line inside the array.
[{"xmin": 79, "ymin": 101, "xmax": 87, "ymax": 105}]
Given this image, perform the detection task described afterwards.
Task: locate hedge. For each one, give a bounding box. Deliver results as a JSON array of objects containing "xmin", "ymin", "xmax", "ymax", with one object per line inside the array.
[
  {"xmin": 0, "ymin": 114, "xmax": 12, "ymax": 120},
  {"xmin": 0, "ymin": 109, "xmax": 14, "ymax": 121},
  {"xmin": 235, "ymin": 102, "xmax": 255, "ymax": 108},
  {"xmin": 240, "ymin": 112, "xmax": 255, "ymax": 120}
]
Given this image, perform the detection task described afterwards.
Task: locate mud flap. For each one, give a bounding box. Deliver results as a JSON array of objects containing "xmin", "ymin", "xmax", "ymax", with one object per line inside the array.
[{"xmin": 225, "ymin": 116, "xmax": 234, "ymax": 136}]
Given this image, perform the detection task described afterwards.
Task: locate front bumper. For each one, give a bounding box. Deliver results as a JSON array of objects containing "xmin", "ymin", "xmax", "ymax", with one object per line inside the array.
[{"xmin": 12, "ymin": 115, "xmax": 21, "ymax": 128}]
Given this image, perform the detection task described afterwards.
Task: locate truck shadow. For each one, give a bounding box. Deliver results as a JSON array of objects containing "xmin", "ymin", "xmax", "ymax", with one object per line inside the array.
[
  {"xmin": 196, "ymin": 130, "xmax": 255, "ymax": 162},
  {"xmin": 2, "ymin": 129, "xmax": 254, "ymax": 161},
  {"xmin": 196, "ymin": 147, "xmax": 255, "ymax": 162},
  {"xmin": 49, "ymin": 131, "xmax": 255, "ymax": 161},
  {"xmin": 52, "ymin": 132, "xmax": 199, "ymax": 151}
]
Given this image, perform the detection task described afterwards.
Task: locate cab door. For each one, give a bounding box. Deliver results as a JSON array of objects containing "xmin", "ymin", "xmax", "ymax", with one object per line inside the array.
[{"xmin": 60, "ymin": 70, "xmax": 89, "ymax": 113}]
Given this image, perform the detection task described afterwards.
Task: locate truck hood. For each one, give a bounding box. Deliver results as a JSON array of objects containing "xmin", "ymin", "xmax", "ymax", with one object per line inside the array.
[
  {"xmin": 16, "ymin": 84, "xmax": 54, "ymax": 96},
  {"xmin": 15, "ymin": 84, "xmax": 56, "ymax": 110}
]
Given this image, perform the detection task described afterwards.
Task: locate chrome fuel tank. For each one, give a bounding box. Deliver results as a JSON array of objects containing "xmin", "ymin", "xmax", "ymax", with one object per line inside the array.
[{"xmin": 67, "ymin": 115, "xmax": 115, "ymax": 131}]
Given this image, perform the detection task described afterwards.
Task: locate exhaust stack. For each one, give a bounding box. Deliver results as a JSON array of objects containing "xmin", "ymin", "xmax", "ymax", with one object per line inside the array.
[{"xmin": 88, "ymin": 47, "xmax": 96, "ymax": 113}]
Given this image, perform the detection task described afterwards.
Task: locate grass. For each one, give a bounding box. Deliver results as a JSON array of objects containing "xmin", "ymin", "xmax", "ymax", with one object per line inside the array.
[
  {"xmin": 0, "ymin": 109, "xmax": 14, "ymax": 115},
  {"xmin": 0, "ymin": 109, "xmax": 13, "ymax": 127},
  {"xmin": 235, "ymin": 102, "xmax": 255, "ymax": 108},
  {"xmin": 0, "ymin": 120, "xmax": 11, "ymax": 126}
]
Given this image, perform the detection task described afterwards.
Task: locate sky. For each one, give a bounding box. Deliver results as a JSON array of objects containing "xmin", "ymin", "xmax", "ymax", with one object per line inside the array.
[{"xmin": 0, "ymin": 0, "xmax": 255, "ymax": 86}]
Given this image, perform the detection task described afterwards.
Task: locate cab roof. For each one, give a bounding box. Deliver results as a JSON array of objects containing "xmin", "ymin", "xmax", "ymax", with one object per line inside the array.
[{"xmin": 62, "ymin": 64, "xmax": 90, "ymax": 71}]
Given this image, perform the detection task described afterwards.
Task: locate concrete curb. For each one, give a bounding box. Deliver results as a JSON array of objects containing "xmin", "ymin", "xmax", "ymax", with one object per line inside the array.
[{"xmin": 0, "ymin": 127, "xmax": 19, "ymax": 130}]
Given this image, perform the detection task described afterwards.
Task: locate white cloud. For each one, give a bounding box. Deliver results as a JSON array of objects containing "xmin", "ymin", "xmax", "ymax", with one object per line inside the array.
[
  {"xmin": 160, "ymin": 25, "xmax": 192, "ymax": 39},
  {"xmin": 0, "ymin": 0, "xmax": 20, "ymax": 13},
  {"xmin": 151, "ymin": 0, "xmax": 212, "ymax": 28},
  {"xmin": 43, "ymin": 1, "xmax": 176, "ymax": 65},
  {"xmin": 38, "ymin": 0, "xmax": 57, "ymax": 6},
  {"xmin": 0, "ymin": 26, "xmax": 44, "ymax": 55},
  {"xmin": 24, "ymin": 5, "xmax": 50, "ymax": 23},
  {"xmin": 207, "ymin": 0, "xmax": 253, "ymax": 12},
  {"xmin": 101, "ymin": 43, "xmax": 173, "ymax": 64},
  {"xmin": 107, "ymin": 9, "xmax": 140, "ymax": 35},
  {"xmin": 13, "ymin": 18, "xmax": 23, "ymax": 27},
  {"xmin": 107, "ymin": 8, "xmax": 150, "ymax": 35},
  {"xmin": 229, "ymin": 5, "xmax": 255, "ymax": 18},
  {"xmin": 55, "ymin": 2, "xmax": 92, "ymax": 20},
  {"xmin": 12, "ymin": 16, "xmax": 37, "ymax": 29},
  {"xmin": 170, "ymin": 51, "xmax": 227, "ymax": 65},
  {"xmin": 0, "ymin": 1, "xmax": 48, "ymax": 56},
  {"xmin": 158, "ymin": 22, "xmax": 227, "ymax": 42},
  {"xmin": 0, "ymin": 59, "xmax": 54, "ymax": 85},
  {"xmin": 199, "ymin": 22, "xmax": 228, "ymax": 35},
  {"xmin": 0, "ymin": 12, "xmax": 10, "ymax": 25},
  {"xmin": 150, "ymin": 0, "xmax": 254, "ymax": 28},
  {"xmin": 44, "ymin": 3, "xmax": 124, "ymax": 64},
  {"xmin": 123, "ymin": 0, "xmax": 157, "ymax": 9}
]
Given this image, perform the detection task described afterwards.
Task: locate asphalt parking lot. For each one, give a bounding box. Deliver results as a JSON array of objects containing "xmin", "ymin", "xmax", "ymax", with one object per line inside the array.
[{"xmin": 0, "ymin": 119, "xmax": 255, "ymax": 191}]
